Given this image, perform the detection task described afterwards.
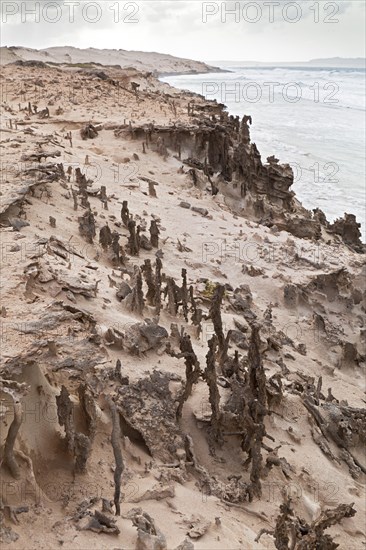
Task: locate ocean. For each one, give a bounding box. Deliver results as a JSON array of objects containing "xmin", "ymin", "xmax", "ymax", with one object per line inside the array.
[{"xmin": 161, "ymin": 67, "xmax": 365, "ymax": 239}]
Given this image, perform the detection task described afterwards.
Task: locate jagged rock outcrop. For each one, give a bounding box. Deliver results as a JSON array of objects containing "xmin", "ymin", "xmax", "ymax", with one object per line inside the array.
[
  {"xmin": 123, "ymin": 321, "xmax": 168, "ymax": 354},
  {"xmin": 150, "ymin": 220, "xmax": 160, "ymax": 248},
  {"xmin": 117, "ymin": 370, "xmax": 185, "ymax": 461},
  {"xmin": 203, "ymin": 336, "xmax": 222, "ymax": 441},
  {"xmin": 305, "ymin": 268, "xmax": 351, "ymax": 302},
  {"xmin": 78, "ymin": 209, "xmax": 96, "ymax": 244},
  {"xmin": 114, "ymin": 116, "xmax": 364, "ymax": 248},
  {"xmin": 121, "ymin": 200, "xmax": 130, "ymax": 227},
  {"xmin": 80, "ymin": 123, "xmax": 99, "ymax": 140},
  {"xmin": 114, "ymin": 116, "xmax": 295, "ymax": 216},
  {"xmin": 337, "ymin": 341, "xmax": 363, "ymax": 369},
  {"xmin": 0, "ymin": 379, "xmax": 28, "ymax": 479},
  {"xmin": 99, "ymin": 224, "xmax": 112, "ymax": 250},
  {"xmin": 256, "ymin": 498, "xmax": 357, "ymax": 549},
  {"xmin": 56, "ymin": 384, "xmax": 97, "ymax": 473},
  {"xmin": 127, "ymin": 220, "xmax": 140, "ymax": 256},
  {"xmin": 123, "ymin": 267, "xmax": 145, "ymax": 314},
  {"xmin": 127, "ymin": 508, "xmax": 167, "ymax": 550},
  {"xmin": 330, "ymin": 213, "xmax": 364, "ymax": 252},
  {"xmin": 281, "ymin": 215, "xmax": 321, "ymax": 241},
  {"xmin": 174, "ymin": 332, "xmax": 201, "ymax": 420}
]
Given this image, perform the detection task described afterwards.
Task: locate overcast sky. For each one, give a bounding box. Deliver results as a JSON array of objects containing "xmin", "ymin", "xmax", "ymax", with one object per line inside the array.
[{"xmin": 1, "ymin": 0, "xmax": 365, "ymax": 62}]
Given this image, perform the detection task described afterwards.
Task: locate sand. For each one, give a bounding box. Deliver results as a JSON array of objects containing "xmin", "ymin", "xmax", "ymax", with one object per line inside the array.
[
  {"xmin": 0, "ymin": 46, "xmax": 223, "ymax": 75},
  {"xmin": 0, "ymin": 57, "xmax": 365, "ymax": 550}
]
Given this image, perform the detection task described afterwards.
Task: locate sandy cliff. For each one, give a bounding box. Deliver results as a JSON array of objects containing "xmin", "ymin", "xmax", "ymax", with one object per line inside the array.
[
  {"xmin": 0, "ymin": 46, "xmax": 224, "ymax": 75},
  {"xmin": 0, "ymin": 62, "xmax": 365, "ymax": 550}
]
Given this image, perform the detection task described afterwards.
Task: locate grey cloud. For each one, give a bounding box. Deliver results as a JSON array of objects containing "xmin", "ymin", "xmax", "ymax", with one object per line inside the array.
[
  {"xmin": 1, "ymin": 0, "xmax": 128, "ymax": 47},
  {"xmin": 0, "ymin": 0, "xmax": 363, "ymax": 60}
]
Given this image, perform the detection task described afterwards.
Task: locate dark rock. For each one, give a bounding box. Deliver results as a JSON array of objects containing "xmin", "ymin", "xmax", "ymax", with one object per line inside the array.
[
  {"xmin": 305, "ymin": 268, "xmax": 351, "ymax": 303},
  {"xmin": 330, "ymin": 213, "xmax": 364, "ymax": 253},
  {"xmin": 140, "ymin": 234, "xmax": 153, "ymax": 251},
  {"xmin": 229, "ymin": 287, "xmax": 252, "ymax": 312},
  {"xmin": 80, "ymin": 124, "xmax": 99, "ymax": 140},
  {"xmin": 139, "ymin": 322, "xmax": 168, "ymax": 348},
  {"xmin": 116, "ymin": 281, "xmax": 132, "ymax": 301},
  {"xmin": 338, "ymin": 341, "xmax": 362, "ymax": 369},
  {"xmin": 127, "ymin": 508, "xmax": 167, "ymax": 550},
  {"xmin": 283, "ymin": 216, "xmax": 321, "ymax": 241},
  {"xmin": 191, "ymin": 206, "xmax": 208, "ymax": 217},
  {"xmin": 78, "ymin": 210, "xmax": 96, "ymax": 244},
  {"xmin": 117, "ymin": 371, "xmax": 185, "ymax": 461},
  {"xmin": 8, "ymin": 218, "xmax": 30, "ymax": 231},
  {"xmin": 283, "ymin": 284, "xmax": 298, "ymax": 308},
  {"xmin": 123, "ymin": 321, "xmax": 168, "ymax": 353},
  {"xmin": 229, "ymin": 330, "xmax": 248, "ymax": 349}
]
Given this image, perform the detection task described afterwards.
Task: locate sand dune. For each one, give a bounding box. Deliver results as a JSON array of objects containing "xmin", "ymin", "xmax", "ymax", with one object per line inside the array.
[
  {"xmin": 0, "ymin": 46, "xmax": 223, "ymax": 75},
  {"xmin": 0, "ymin": 59, "xmax": 364, "ymax": 550}
]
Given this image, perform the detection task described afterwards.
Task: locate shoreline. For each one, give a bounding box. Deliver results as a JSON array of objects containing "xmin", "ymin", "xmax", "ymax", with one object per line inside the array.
[{"xmin": 161, "ymin": 69, "xmax": 366, "ymax": 242}]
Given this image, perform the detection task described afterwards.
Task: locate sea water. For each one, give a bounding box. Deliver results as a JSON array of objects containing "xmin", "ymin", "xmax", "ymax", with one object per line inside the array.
[{"xmin": 161, "ymin": 67, "xmax": 365, "ymax": 240}]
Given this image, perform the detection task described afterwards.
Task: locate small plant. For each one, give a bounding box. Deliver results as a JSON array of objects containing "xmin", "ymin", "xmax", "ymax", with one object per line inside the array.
[{"xmin": 202, "ymin": 280, "xmax": 220, "ymax": 299}]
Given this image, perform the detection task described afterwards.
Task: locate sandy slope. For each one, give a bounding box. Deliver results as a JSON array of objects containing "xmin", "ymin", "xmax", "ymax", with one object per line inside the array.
[
  {"xmin": 0, "ymin": 63, "xmax": 365, "ymax": 550},
  {"xmin": 0, "ymin": 46, "xmax": 223, "ymax": 75}
]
